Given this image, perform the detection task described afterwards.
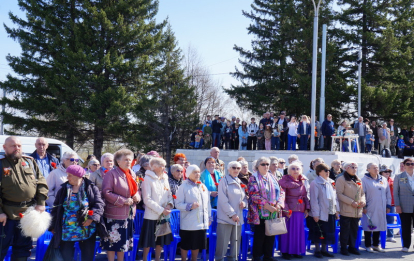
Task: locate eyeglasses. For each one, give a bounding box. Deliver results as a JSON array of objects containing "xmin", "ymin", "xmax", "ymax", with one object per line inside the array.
[
  {"xmin": 291, "ymin": 167, "xmax": 300, "ymax": 171},
  {"xmin": 382, "ymin": 171, "xmax": 391, "ymax": 173},
  {"xmin": 405, "ymin": 163, "xmax": 414, "ymax": 166},
  {"xmin": 260, "ymin": 163, "xmax": 270, "ymax": 166},
  {"xmin": 279, "ymin": 162, "xmax": 286, "ymax": 164},
  {"xmin": 232, "ymin": 167, "xmax": 241, "ymax": 170},
  {"xmin": 70, "ymin": 158, "xmax": 80, "ymax": 162},
  {"xmin": 92, "ymin": 164, "xmax": 99, "ymax": 167},
  {"xmin": 176, "ymin": 170, "xmax": 183, "ymax": 172}
]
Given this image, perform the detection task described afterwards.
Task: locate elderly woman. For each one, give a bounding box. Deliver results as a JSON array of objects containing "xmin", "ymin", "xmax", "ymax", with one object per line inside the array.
[
  {"xmin": 85, "ymin": 158, "xmax": 100, "ymax": 179},
  {"xmin": 361, "ymin": 163, "xmax": 391, "ymax": 253},
  {"xmin": 46, "ymin": 151, "xmax": 79, "ymax": 207},
  {"xmin": 175, "ymin": 165, "xmax": 211, "ymax": 261},
  {"xmin": 169, "ymin": 164, "xmax": 184, "ymax": 196},
  {"xmin": 308, "ymin": 163, "xmax": 339, "ymax": 258},
  {"xmin": 248, "ymin": 157, "xmax": 285, "ymax": 261},
  {"xmin": 305, "ymin": 158, "xmax": 324, "ymax": 183},
  {"xmin": 279, "ymin": 160, "xmax": 310, "ymax": 259},
  {"xmin": 102, "ymin": 149, "xmax": 140, "ymax": 261},
  {"xmin": 200, "ymin": 156, "xmax": 222, "ymax": 208},
  {"xmin": 50, "ymin": 165, "xmax": 104, "ymax": 261},
  {"xmin": 139, "ymin": 157, "xmax": 173, "ymax": 261},
  {"xmin": 89, "ymin": 153, "xmax": 114, "ymax": 191},
  {"xmin": 215, "ymin": 162, "xmax": 248, "ymax": 261},
  {"xmin": 329, "ymin": 160, "xmax": 342, "ymax": 180},
  {"xmin": 269, "ymin": 156, "xmax": 283, "ymax": 180},
  {"xmin": 336, "ymin": 162, "xmax": 366, "ymax": 256},
  {"xmin": 137, "ymin": 155, "xmax": 152, "ymax": 177},
  {"xmin": 394, "ymin": 158, "xmax": 414, "ymax": 252},
  {"xmin": 238, "ymin": 160, "xmax": 252, "ymax": 186},
  {"xmin": 169, "ymin": 153, "xmax": 187, "ymax": 179},
  {"xmin": 379, "ymin": 165, "xmax": 396, "ymax": 242}
]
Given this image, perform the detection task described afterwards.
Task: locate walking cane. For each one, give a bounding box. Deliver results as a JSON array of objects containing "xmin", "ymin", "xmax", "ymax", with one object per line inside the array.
[{"xmin": 235, "ymin": 220, "xmax": 238, "ymax": 261}]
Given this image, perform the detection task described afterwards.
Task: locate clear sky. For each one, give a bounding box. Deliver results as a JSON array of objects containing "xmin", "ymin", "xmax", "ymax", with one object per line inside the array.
[{"xmin": 0, "ymin": 0, "xmax": 254, "ymax": 89}]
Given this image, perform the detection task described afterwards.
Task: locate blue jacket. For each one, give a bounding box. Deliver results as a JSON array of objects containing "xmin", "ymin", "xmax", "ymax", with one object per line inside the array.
[
  {"xmin": 29, "ymin": 151, "xmax": 60, "ymax": 173},
  {"xmin": 297, "ymin": 122, "xmax": 311, "ymax": 135},
  {"xmin": 321, "ymin": 120, "xmax": 335, "ymax": 136}
]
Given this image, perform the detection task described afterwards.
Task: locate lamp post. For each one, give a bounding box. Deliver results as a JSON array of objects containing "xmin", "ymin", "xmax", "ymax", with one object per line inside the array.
[{"xmin": 310, "ymin": 0, "xmax": 322, "ymax": 151}]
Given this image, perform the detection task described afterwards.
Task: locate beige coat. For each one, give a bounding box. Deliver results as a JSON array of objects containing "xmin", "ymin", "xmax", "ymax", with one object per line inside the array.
[{"xmin": 336, "ymin": 173, "xmax": 366, "ymax": 218}]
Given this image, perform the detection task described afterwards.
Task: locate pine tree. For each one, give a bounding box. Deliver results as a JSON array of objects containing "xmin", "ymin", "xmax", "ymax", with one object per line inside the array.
[
  {"xmin": 226, "ymin": 0, "xmax": 353, "ymax": 118},
  {"xmin": 2, "ymin": 0, "xmax": 166, "ymax": 158},
  {"xmin": 130, "ymin": 25, "xmax": 198, "ymax": 163},
  {"xmin": 337, "ymin": 0, "xmax": 414, "ymax": 123}
]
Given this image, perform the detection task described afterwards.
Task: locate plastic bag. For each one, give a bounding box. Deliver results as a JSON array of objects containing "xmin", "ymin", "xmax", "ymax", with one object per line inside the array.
[{"xmin": 43, "ymin": 236, "xmax": 64, "ymax": 261}]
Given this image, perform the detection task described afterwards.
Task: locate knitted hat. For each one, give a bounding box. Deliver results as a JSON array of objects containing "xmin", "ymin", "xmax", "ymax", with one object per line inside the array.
[{"xmin": 66, "ymin": 165, "xmax": 86, "ymax": 178}]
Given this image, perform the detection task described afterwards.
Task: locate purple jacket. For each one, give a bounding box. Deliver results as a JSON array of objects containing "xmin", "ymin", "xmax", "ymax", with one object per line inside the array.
[
  {"xmin": 278, "ymin": 174, "xmax": 310, "ymax": 213},
  {"xmin": 102, "ymin": 168, "xmax": 141, "ymax": 220}
]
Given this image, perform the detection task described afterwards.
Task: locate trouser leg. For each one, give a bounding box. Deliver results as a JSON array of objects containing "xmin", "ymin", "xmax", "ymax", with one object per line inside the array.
[
  {"xmin": 215, "ymin": 224, "xmax": 232, "ymax": 261},
  {"xmin": 364, "ymin": 231, "xmax": 372, "ymax": 247},
  {"xmin": 9, "ymin": 220, "xmax": 32, "ymax": 260},
  {"xmin": 228, "ymin": 224, "xmax": 241, "ymax": 261},
  {"xmin": 60, "ymin": 240, "xmax": 76, "ymax": 261},
  {"xmin": 372, "ymin": 231, "xmax": 380, "ymax": 247},
  {"xmin": 252, "ymin": 137, "xmax": 257, "ymax": 150},
  {"xmin": 400, "ymin": 213, "xmax": 413, "ymax": 248},
  {"xmin": 79, "ymin": 233, "xmax": 97, "ymax": 261},
  {"xmin": 247, "ymin": 136, "xmax": 253, "ymax": 150}
]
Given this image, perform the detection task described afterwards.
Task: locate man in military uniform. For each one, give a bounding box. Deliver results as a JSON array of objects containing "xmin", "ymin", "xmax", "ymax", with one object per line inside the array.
[{"xmin": 0, "ymin": 136, "xmax": 48, "ymax": 261}]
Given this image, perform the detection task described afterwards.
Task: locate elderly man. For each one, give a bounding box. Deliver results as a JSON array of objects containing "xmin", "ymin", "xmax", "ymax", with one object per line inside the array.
[
  {"xmin": 0, "ymin": 136, "xmax": 48, "ymax": 261},
  {"xmin": 29, "ymin": 137, "xmax": 59, "ymax": 179},
  {"xmin": 378, "ymin": 123, "xmax": 391, "ymax": 153},
  {"xmin": 354, "ymin": 116, "xmax": 369, "ymax": 153},
  {"xmin": 199, "ymin": 147, "xmax": 225, "ymax": 175},
  {"xmin": 275, "ymin": 111, "xmax": 289, "ymax": 150},
  {"xmin": 283, "ymin": 154, "xmax": 299, "ymax": 175}
]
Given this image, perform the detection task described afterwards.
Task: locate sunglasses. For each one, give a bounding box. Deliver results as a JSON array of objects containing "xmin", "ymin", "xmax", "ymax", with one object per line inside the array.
[
  {"xmin": 405, "ymin": 163, "xmax": 414, "ymax": 166},
  {"xmin": 382, "ymin": 171, "xmax": 391, "ymax": 173},
  {"xmin": 260, "ymin": 163, "xmax": 270, "ymax": 166},
  {"xmin": 176, "ymin": 170, "xmax": 183, "ymax": 172},
  {"xmin": 291, "ymin": 167, "xmax": 300, "ymax": 171},
  {"xmin": 232, "ymin": 167, "xmax": 241, "ymax": 170},
  {"xmin": 279, "ymin": 162, "xmax": 286, "ymax": 164},
  {"xmin": 70, "ymin": 158, "xmax": 80, "ymax": 162},
  {"xmin": 323, "ymin": 169, "xmax": 330, "ymax": 172}
]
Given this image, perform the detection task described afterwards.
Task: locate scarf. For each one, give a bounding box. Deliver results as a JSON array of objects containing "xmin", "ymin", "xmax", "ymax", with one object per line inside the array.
[
  {"xmin": 321, "ymin": 176, "xmax": 334, "ymax": 200},
  {"xmin": 120, "ymin": 168, "xmax": 138, "ymax": 197},
  {"xmin": 256, "ymin": 172, "xmax": 277, "ymax": 217},
  {"xmin": 66, "ymin": 180, "xmax": 86, "ymax": 207}
]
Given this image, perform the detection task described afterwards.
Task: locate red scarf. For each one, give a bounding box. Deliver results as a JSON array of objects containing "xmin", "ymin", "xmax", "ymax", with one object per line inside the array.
[{"xmin": 120, "ymin": 168, "xmax": 138, "ymax": 197}]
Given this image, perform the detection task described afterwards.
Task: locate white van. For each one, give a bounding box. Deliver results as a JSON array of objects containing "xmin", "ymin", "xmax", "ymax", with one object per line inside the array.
[{"xmin": 0, "ymin": 135, "xmax": 83, "ymax": 163}]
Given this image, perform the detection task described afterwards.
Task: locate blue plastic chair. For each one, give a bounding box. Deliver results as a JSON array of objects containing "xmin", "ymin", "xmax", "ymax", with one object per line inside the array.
[
  {"xmin": 332, "ymin": 219, "xmax": 340, "ymax": 253},
  {"xmin": 128, "ymin": 210, "xmax": 147, "ymax": 261},
  {"xmin": 240, "ymin": 209, "xmax": 254, "ymax": 261},
  {"xmin": 35, "ymin": 231, "xmax": 54, "ymax": 261},
  {"xmin": 208, "ymin": 209, "xmax": 217, "ymax": 261},
  {"xmin": 380, "ymin": 213, "xmax": 403, "ymax": 249},
  {"xmin": 4, "ymin": 247, "xmax": 12, "ymax": 261},
  {"xmin": 304, "ymin": 218, "xmax": 310, "ymax": 251}
]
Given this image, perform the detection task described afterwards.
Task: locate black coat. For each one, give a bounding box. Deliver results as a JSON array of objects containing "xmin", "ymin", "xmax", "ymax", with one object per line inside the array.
[{"xmin": 50, "ymin": 178, "xmax": 105, "ymax": 248}]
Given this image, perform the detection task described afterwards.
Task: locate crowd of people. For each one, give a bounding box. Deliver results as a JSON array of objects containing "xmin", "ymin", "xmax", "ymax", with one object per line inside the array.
[
  {"xmin": 190, "ymin": 112, "xmax": 414, "ymax": 156},
  {"xmin": 1, "ymin": 136, "xmax": 413, "ymax": 261}
]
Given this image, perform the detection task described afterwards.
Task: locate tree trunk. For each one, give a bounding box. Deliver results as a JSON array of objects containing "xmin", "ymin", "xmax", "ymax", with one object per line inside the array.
[{"xmin": 94, "ymin": 124, "xmax": 104, "ymax": 160}]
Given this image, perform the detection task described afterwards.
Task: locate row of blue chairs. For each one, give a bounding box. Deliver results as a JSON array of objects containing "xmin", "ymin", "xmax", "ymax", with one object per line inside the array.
[{"xmin": 33, "ymin": 208, "xmax": 403, "ymax": 261}]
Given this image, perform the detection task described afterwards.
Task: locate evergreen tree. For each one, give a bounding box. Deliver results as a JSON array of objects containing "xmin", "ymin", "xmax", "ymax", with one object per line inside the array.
[
  {"xmin": 226, "ymin": 0, "xmax": 353, "ymax": 119},
  {"xmin": 2, "ymin": 0, "xmax": 166, "ymax": 158},
  {"xmin": 337, "ymin": 0, "xmax": 414, "ymax": 123},
  {"xmin": 130, "ymin": 25, "xmax": 198, "ymax": 163}
]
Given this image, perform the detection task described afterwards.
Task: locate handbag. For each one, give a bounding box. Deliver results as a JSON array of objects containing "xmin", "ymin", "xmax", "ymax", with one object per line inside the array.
[
  {"xmin": 155, "ymin": 215, "xmax": 172, "ymax": 240},
  {"xmin": 264, "ymin": 211, "xmax": 287, "ymax": 236}
]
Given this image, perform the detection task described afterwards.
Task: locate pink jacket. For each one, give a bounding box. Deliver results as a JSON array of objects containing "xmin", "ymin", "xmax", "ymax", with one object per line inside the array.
[
  {"xmin": 278, "ymin": 174, "xmax": 310, "ymax": 212},
  {"xmin": 102, "ymin": 167, "xmax": 141, "ymax": 220}
]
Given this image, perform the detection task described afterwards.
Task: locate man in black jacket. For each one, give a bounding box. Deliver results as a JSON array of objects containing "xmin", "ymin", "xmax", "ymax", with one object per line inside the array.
[
  {"xmin": 211, "ymin": 115, "xmax": 222, "ymax": 147},
  {"xmin": 275, "ymin": 111, "xmax": 289, "ymax": 150},
  {"xmin": 29, "ymin": 137, "xmax": 60, "ymax": 179}
]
